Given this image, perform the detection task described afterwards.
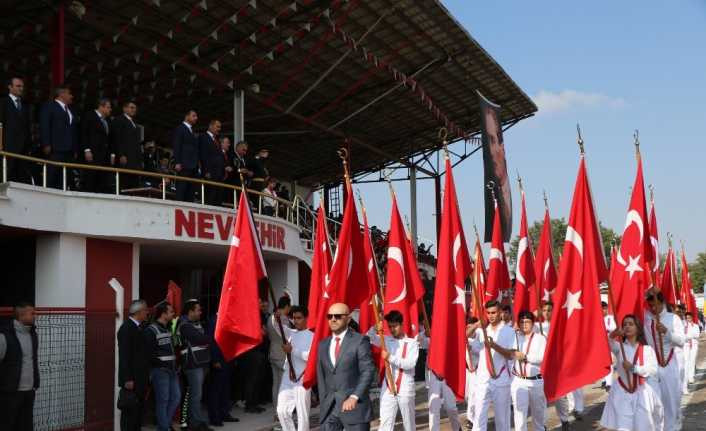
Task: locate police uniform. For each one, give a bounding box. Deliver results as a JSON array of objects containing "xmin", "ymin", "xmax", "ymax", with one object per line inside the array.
[
  {"xmin": 178, "ymin": 316, "xmax": 211, "ymax": 429},
  {"xmin": 144, "ymin": 321, "xmax": 181, "ymax": 431}
]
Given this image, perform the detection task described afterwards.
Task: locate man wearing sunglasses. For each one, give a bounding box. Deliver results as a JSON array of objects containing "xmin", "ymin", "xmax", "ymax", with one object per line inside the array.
[
  {"xmin": 643, "ymin": 287, "xmax": 686, "ymax": 431},
  {"xmin": 317, "ymin": 303, "xmax": 375, "ymax": 431}
]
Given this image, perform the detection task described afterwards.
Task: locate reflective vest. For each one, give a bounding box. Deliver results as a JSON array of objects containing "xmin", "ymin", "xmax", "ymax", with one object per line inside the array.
[
  {"xmin": 148, "ymin": 323, "xmax": 177, "ymax": 370},
  {"xmin": 177, "ymin": 320, "xmax": 211, "ymax": 369}
]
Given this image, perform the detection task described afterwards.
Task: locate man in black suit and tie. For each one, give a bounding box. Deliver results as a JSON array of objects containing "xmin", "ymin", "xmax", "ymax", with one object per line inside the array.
[
  {"xmin": 39, "ymin": 84, "xmax": 78, "ymax": 189},
  {"xmin": 111, "ymin": 100, "xmax": 141, "ymax": 190},
  {"xmin": 172, "ymin": 110, "xmax": 199, "ymax": 202},
  {"xmin": 317, "ymin": 303, "xmax": 375, "ymax": 431},
  {"xmin": 0, "ymin": 77, "xmax": 32, "ymax": 183},
  {"xmin": 117, "ymin": 300, "xmax": 150, "ymax": 431},
  {"xmin": 80, "ymin": 98, "xmax": 112, "ymax": 193},
  {"xmin": 199, "ymin": 119, "xmax": 225, "ymax": 206}
]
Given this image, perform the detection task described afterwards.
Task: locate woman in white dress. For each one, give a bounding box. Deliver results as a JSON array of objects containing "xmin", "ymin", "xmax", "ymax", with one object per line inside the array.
[{"xmin": 599, "ymin": 314, "xmax": 664, "ymax": 431}]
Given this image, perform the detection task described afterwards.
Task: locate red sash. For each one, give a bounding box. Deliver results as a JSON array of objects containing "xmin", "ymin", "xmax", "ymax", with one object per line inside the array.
[
  {"xmin": 387, "ymin": 341, "xmax": 408, "ymax": 394},
  {"xmin": 515, "ymin": 333, "xmax": 535, "ymax": 378},
  {"xmin": 617, "ymin": 343, "xmax": 645, "ymax": 393},
  {"xmin": 651, "ymin": 320, "xmax": 674, "ymax": 367}
]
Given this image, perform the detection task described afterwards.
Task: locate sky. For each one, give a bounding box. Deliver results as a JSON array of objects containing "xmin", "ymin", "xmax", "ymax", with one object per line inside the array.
[{"xmin": 349, "ymin": 0, "xmax": 706, "ymax": 261}]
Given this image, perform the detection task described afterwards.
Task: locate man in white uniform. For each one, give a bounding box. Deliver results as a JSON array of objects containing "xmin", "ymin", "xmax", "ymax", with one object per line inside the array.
[
  {"xmin": 369, "ymin": 311, "xmax": 419, "ymax": 431},
  {"xmin": 602, "ymin": 301, "xmax": 617, "ymax": 390},
  {"xmin": 277, "ymin": 306, "xmax": 314, "ymax": 431},
  {"xmin": 685, "ymin": 311, "xmax": 700, "ymax": 386},
  {"xmin": 644, "ymin": 288, "xmax": 685, "ymax": 431},
  {"xmin": 418, "ymin": 328, "xmax": 461, "ymax": 431},
  {"xmin": 674, "ymin": 305, "xmax": 689, "ymax": 395},
  {"xmin": 465, "ymin": 317, "xmax": 480, "ymax": 428},
  {"xmin": 467, "ymin": 300, "xmax": 515, "ymax": 431},
  {"xmin": 510, "ymin": 311, "xmax": 547, "ymax": 431}
]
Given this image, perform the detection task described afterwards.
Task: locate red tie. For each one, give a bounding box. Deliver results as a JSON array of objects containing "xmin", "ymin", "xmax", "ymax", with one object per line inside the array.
[{"xmin": 334, "ymin": 337, "xmax": 341, "ymax": 361}]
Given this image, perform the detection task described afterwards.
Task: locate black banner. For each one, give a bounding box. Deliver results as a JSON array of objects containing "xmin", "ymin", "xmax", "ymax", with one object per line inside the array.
[{"xmin": 479, "ymin": 91, "xmax": 512, "ymax": 242}]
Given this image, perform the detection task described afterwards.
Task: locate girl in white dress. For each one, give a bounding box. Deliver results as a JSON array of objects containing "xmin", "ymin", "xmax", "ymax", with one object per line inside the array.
[{"xmin": 599, "ymin": 314, "xmax": 664, "ymax": 431}]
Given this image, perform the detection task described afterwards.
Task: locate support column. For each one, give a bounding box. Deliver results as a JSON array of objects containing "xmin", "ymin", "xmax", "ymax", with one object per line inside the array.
[
  {"xmin": 50, "ymin": 4, "xmax": 66, "ymax": 87},
  {"xmin": 233, "ymin": 90, "xmax": 245, "ymax": 142},
  {"xmin": 35, "ymin": 233, "xmax": 86, "ymax": 307},
  {"xmin": 409, "ymin": 166, "xmax": 418, "ymax": 250}
]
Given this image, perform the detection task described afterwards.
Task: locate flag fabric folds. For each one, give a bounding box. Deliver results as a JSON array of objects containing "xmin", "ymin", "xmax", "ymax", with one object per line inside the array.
[
  {"xmin": 532, "ymin": 209, "xmax": 557, "ymax": 311},
  {"xmin": 649, "ymin": 198, "xmax": 660, "ymax": 283},
  {"xmin": 429, "ymin": 157, "xmax": 473, "ymax": 399},
  {"xmin": 215, "ymin": 191, "xmax": 267, "ymax": 361},
  {"xmin": 611, "ymin": 155, "xmax": 652, "ymax": 324},
  {"xmin": 541, "ymin": 156, "xmax": 612, "ymax": 402},
  {"xmin": 306, "ymin": 206, "xmax": 333, "ymax": 330},
  {"xmin": 471, "ymin": 239, "xmax": 487, "ymax": 318},
  {"xmin": 680, "ymin": 249, "xmax": 699, "ymax": 324},
  {"xmin": 660, "ymin": 247, "xmax": 678, "ymax": 306},
  {"xmin": 485, "ymin": 201, "xmax": 511, "ymax": 304},
  {"xmin": 513, "ymin": 188, "xmax": 536, "ymax": 322},
  {"xmin": 358, "ymin": 204, "xmax": 381, "ymax": 335},
  {"xmin": 166, "ymin": 280, "xmax": 183, "ymax": 316}
]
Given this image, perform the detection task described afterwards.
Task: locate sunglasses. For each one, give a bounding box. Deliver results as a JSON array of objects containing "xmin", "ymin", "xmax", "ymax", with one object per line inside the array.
[{"xmin": 327, "ymin": 313, "xmax": 348, "ymax": 321}]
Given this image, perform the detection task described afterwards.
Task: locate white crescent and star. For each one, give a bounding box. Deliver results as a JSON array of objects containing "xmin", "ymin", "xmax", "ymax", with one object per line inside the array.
[
  {"xmin": 625, "ymin": 254, "xmax": 643, "ymax": 279},
  {"xmin": 516, "ymin": 237, "xmax": 528, "ymax": 285},
  {"xmin": 565, "ymin": 227, "xmax": 583, "ymax": 259},
  {"xmin": 617, "ymin": 210, "xmax": 645, "ymax": 267},
  {"xmin": 452, "ymin": 285, "xmax": 466, "ymax": 308},
  {"xmin": 387, "ymin": 246, "xmax": 407, "ymax": 304},
  {"xmin": 563, "ymin": 289, "xmax": 583, "ymax": 319},
  {"xmin": 489, "ymin": 247, "xmax": 504, "ymax": 263},
  {"xmin": 452, "ymin": 233, "xmax": 462, "ymax": 272},
  {"xmin": 231, "ymin": 235, "xmax": 240, "ymax": 247}
]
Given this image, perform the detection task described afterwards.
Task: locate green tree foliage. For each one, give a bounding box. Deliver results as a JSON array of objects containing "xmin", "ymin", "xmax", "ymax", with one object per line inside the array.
[
  {"xmin": 688, "ymin": 252, "xmax": 706, "ymax": 294},
  {"xmin": 508, "ymin": 218, "xmax": 621, "ymax": 268}
]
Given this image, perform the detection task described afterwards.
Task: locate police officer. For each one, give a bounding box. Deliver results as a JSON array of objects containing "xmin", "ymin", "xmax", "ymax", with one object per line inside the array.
[
  {"xmin": 144, "ymin": 301, "xmax": 181, "ymax": 431},
  {"xmin": 178, "ymin": 299, "xmax": 213, "ymax": 431}
]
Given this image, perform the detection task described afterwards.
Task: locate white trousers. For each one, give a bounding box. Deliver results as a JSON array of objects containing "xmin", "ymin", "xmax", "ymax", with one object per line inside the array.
[
  {"xmin": 472, "ymin": 383, "xmax": 511, "ymax": 431},
  {"xmin": 680, "ymin": 347, "xmax": 689, "ymax": 394},
  {"xmin": 648, "ymin": 359, "xmax": 682, "ymax": 431},
  {"xmin": 379, "ymin": 392, "xmax": 415, "ymax": 431},
  {"xmin": 511, "ymin": 378, "xmax": 546, "ymax": 431},
  {"xmin": 427, "ymin": 371, "xmax": 461, "ymax": 431},
  {"xmin": 465, "ymin": 370, "xmax": 476, "ymax": 425},
  {"xmin": 604, "ymin": 352, "xmax": 615, "ymax": 386},
  {"xmin": 687, "ymin": 342, "xmax": 697, "ymax": 384},
  {"xmin": 572, "ymin": 388, "xmax": 584, "ymax": 413},
  {"xmin": 276, "ymin": 385, "xmax": 310, "ymax": 431}
]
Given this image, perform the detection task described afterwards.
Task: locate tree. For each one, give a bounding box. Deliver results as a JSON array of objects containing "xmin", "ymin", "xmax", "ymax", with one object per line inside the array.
[
  {"xmin": 508, "ymin": 218, "xmax": 620, "ymax": 268},
  {"xmin": 688, "ymin": 252, "xmax": 706, "ymax": 294}
]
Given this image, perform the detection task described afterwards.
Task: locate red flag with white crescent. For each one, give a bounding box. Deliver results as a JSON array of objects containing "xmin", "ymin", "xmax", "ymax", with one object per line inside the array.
[
  {"xmin": 541, "ymin": 156, "xmax": 612, "ymax": 402},
  {"xmin": 680, "ymin": 249, "xmax": 699, "ymax": 324},
  {"xmin": 429, "ymin": 157, "xmax": 472, "ymax": 399},
  {"xmin": 532, "ymin": 209, "xmax": 557, "ymax": 311},
  {"xmin": 471, "ymin": 239, "xmax": 487, "ymax": 318},
  {"xmin": 306, "ymin": 206, "xmax": 333, "ymax": 330},
  {"xmin": 649, "ymin": 199, "xmax": 660, "ymax": 283},
  {"xmin": 660, "ymin": 246, "xmax": 678, "ymax": 306},
  {"xmin": 513, "ymin": 189, "xmax": 535, "ymax": 322},
  {"xmin": 485, "ymin": 202, "xmax": 511, "ymax": 303},
  {"xmin": 358, "ymin": 205, "xmax": 381, "ymax": 334},
  {"xmin": 612, "ymin": 155, "xmax": 652, "ymax": 324}
]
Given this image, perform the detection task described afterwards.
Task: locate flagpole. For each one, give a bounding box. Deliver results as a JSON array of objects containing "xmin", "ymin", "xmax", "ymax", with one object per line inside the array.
[
  {"xmin": 239, "ymin": 171, "xmax": 298, "ymax": 382},
  {"xmin": 517, "ymin": 172, "xmax": 542, "ymax": 320},
  {"xmin": 345, "ymin": 153, "xmax": 396, "ymax": 396},
  {"xmin": 535, "ymin": 190, "xmax": 551, "ymax": 335}
]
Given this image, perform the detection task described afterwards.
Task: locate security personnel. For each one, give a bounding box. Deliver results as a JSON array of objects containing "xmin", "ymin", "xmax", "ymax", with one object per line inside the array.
[
  {"xmin": 144, "ymin": 301, "xmax": 181, "ymax": 431},
  {"xmin": 178, "ymin": 299, "xmax": 212, "ymax": 431}
]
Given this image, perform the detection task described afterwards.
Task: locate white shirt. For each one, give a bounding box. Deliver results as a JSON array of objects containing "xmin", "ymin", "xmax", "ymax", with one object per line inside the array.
[
  {"xmin": 329, "ymin": 329, "xmax": 348, "ymax": 367},
  {"xmin": 206, "ymin": 131, "xmax": 215, "ymax": 141},
  {"xmin": 182, "ymin": 121, "xmax": 193, "ymax": 133},
  {"xmin": 125, "ymin": 113, "xmax": 136, "ymax": 128},
  {"xmin": 511, "ymin": 331, "xmax": 547, "ymax": 378},
  {"xmin": 9, "ymin": 93, "xmax": 20, "ymax": 109},
  {"xmin": 685, "ymin": 321, "xmax": 700, "ymax": 348},
  {"xmin": 644, "ymin": 308, "xmax": 685, "ymax": 367},
  {"xmin": 281, "ymin": 327, "xmax": 313, "ymax": 388},
  {"xmin": 129, "ymin": 317, "xmax": 140, "ymax": 327},
  {"xmin": 263, "ymin": 187, "xmax": 278, "ymax": 209},
  {"xmin": 55, "ymin": 99, "xmax": 73, "ymax": 124},
  {"xmin": 470, "ymin": 321, "xmax": 515, "ymax": 385},
  {"xmin": 533, "ymin": 321, "xmax": 550, "ymax": 336},
  {"xmin": 369, "ymin": 331, "xmax": 419, "ymax": 397},
  {"xmin": 604, "ymin": 315, "xmax": 617, "ymax": 334},
  {"xmin": 608, "ymin": 339, "xmax": 658, "ymax": 387}
]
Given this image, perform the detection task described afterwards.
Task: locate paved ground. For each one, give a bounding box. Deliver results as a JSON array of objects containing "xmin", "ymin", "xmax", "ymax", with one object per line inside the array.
[{"xmin": 149, "ymin": 334, "xmax": 706, "ymax": 430}]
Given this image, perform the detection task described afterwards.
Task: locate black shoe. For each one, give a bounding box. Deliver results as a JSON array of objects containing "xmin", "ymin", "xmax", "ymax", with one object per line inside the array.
[
  {"xmin": 222, "ymin": 415, "xmax": 240, "ymax": 422},
  {"xmin": 573, "ymin": 410, "xmax": 583, "ymax": 421},
  {"xmin": 605, "ymin": 384, "xmax": 611, "ymax": 392},
  {"xmin": 561, "ymin": 422, "xmax": 570, "ymax": 431}
]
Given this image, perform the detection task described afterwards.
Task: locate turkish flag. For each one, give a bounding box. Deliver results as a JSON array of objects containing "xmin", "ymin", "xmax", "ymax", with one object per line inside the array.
[
  {"xmin": 215, "ymin": 191, "xmax": 267, "ymax": 360},
  {"xmin": 358, "ymin": 205, "xmax": 381, "ymax": 335},
  {"xmin": 384, "ymin": 195, "xmax": 424, "ymax": 335},
  {"xmin": 404, "ymin": 233, "xmax": 426, "ymax": 335},
  {"xmin": 541, "ymin": 156, "xmax": 612, "ymax": 402},
  {"xmin": 166, "ymin": 280, "xmax": 183, "ymax": 316},
  {"xmin": 612, "ymin": 156, "xmax": 652, "ymax": 324},
  {"xmin": 513, "ymin": 189, "xmax": 535, "ymax": 322},
  {"xmin": 429, "ymin": 158, "xmax": 472, "ymax": 399},
  {"xmin": 532, "ymin": 209, "xmax": 557, "ymax": 313},
  {"xmin": 307, "ymin": 206, "xmax": 333, "ymax": 330},
  {"xmin": 471, "ymin": 239, "xmax": 487, "ymax": 319},
  {"xmin": 680, "ymin": 249, "xmax": 699, "ymax": 324},
  {"xmin": 608, "ymin": 246, "xmax": 618, "ymax": 315},
  {"xmin": 485, "ymin": 202, "xmax": 510, "ymax": 303},
  {"xmin": 660, "ymin": 247, "xmax": 678, "ymax": 306},
  {"xmin": 302, "ymin": 184, "xmax": 372, "ymax": 388},
  {"xmin": 649, "ymin": 199, "xmax": 660, "ymax": 281}
]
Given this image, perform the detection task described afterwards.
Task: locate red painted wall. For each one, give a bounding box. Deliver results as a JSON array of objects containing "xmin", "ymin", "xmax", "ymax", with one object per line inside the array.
[{"xmin": 85, "ymin": 238, "xmax": 133, "ymax": 430}]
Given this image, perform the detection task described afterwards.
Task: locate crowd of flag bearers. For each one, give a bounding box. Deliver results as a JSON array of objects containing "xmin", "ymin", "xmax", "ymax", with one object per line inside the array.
[{"xmin": 211, "ymin": 132, "xmax": 702, "ymax": 431}]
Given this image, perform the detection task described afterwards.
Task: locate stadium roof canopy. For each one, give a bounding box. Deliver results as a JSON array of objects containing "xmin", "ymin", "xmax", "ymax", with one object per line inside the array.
[{"xmin": 1, "ymin": 0, "xmax": 536, "ymax": 185}]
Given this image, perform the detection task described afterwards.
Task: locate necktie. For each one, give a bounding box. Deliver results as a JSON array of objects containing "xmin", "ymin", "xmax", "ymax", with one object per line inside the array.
[
  {"xmin": 64, "ymin": 104, "xmax": 71, "ymax": 124},
  {"xmin": 15, "ymin": 98, "xmax": 21, "ymax": 111},
  {"xmin": 334, "ymin": 337, "xmax": 341, "ymax": 362},
  {"xmin": 100, "ymin": 117, "xmax": 109, "ymax": 134}
]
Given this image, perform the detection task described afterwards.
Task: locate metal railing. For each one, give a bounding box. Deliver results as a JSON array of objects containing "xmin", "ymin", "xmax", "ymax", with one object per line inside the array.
[{"xmin": 0, "ymin": 150, "xmax": 343, "ymax": 251}]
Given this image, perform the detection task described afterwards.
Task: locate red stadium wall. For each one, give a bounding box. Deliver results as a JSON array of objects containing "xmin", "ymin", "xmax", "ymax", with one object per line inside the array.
[{"xmin": 85, "ymin": 238, "xmax": 133, "ymax": 430}]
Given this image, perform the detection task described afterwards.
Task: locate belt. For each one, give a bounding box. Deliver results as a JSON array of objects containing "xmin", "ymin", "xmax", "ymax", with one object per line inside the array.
[
  {"xmin": 157, "ymin": 355, "xmax": 176, "ymax": 361},
  {"xmin": 512, "ymin": 372, "xmax": 542, "ymax": 380},
  {"xmin": 181, "ymin": 346, "xmax": 207, "ymax": 355}
]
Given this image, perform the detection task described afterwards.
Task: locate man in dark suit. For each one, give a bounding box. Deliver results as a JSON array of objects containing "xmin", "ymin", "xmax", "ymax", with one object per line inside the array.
[
  {"xmin": 0, "ymin": 77, "xmax": 32, "ymax": 183},
  {"xmin": 317, "ymin": 302, "xmax": 375, "ymax": 431},
  {"xmin": 172, "ymin": 110, "xmax": 199, "ymax": 202},
  {"xmin": 117, "ymin": 299, "xmax": 150, "ymax": 431},
  {"xmin": 80, "ymin": 98, "xmax": 112, "ymax": 193},
  {"xmin": 111, "ymin": 100, "xmax": 141, "ymax": 190},
  {"xmin": 199, "ymin": 119, "xmax": 225, "ymax": 206},
  {"xmin": 39, "ymin": 84, "xmax": 78, "ymax": 189}
]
